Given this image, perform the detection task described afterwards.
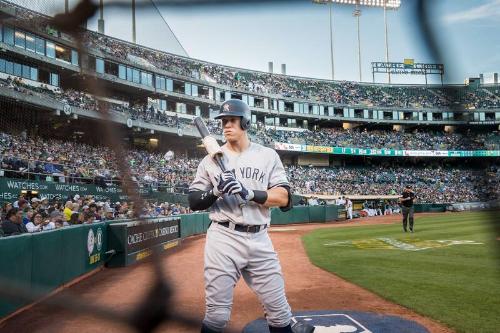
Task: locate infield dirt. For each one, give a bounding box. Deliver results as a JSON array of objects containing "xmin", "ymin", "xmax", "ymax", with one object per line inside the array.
[{"xmin": 0, "ymin": 214, "xmax": 454, "ymax": 333}]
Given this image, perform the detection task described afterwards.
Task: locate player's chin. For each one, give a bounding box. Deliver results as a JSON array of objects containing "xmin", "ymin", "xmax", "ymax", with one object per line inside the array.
[{"xmin": 224, "ymin": 133, "xmax": 236, "ymax": 141}]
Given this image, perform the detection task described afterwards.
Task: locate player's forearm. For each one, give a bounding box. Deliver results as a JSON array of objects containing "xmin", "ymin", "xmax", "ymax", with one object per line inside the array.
[
  {"xmin": 261, "ymin": 186, "xmax": 289, "ymax": 208},
  {"xmin": 188, "ymin": 189, "xmax": 218, "ymax": 211}
]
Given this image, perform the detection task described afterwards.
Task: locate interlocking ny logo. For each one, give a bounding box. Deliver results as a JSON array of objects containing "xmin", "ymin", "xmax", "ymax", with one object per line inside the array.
[{"xmin": 223, "ymin": 103, "xmax": 231, "ymax": 112}]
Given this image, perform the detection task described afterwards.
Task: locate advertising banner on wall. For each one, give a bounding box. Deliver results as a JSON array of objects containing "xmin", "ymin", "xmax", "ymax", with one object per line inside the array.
[{"xmin": 0, "ymin": 178, "xmax": 152, "ymax": 203}]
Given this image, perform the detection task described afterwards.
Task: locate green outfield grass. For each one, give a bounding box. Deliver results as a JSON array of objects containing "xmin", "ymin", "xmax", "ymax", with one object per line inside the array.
[{"xmin": 302, "ymin": 211, "xmax": 500, "ymax": 333}]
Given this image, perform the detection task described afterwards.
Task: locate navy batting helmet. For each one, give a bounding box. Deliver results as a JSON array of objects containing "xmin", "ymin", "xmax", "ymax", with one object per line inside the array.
[{"xmin": 215, "ymin": 99, "xmax": 251, "ymax": 131}]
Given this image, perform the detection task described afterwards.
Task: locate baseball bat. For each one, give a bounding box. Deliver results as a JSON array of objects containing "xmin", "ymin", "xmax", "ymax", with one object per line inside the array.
[{"xmin": 193, "ymin": 117, "xmax": 247, "ymax": 207}]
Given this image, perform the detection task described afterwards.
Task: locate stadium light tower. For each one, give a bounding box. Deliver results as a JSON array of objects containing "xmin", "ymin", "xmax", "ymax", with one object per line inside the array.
[
  {"xmin": 312, "ymin": 0, "xmax": 336, "ymax": 80},
  {"xmin": 132, "ymin": 0, "xmax": 137, "ymax": 44},
  {"xmin": 313, "ymin": 0, "xmax": 401, "ymax": 82},
  {"xmin": 98, "ymin": 0, "xmax": 105, "ymax": 34},
  {"xmin": 382, "ymin": 0, "xmax": 400, "ymax": 83}
]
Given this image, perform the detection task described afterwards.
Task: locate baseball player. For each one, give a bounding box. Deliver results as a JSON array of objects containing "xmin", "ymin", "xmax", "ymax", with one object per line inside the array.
[
  {"xmin": 345, "ymin": 198, "xmax": 353, "ymax": 220},
  {"xmin": 188, "ymin": 99, "xmax": 315, "ymax": 333}
]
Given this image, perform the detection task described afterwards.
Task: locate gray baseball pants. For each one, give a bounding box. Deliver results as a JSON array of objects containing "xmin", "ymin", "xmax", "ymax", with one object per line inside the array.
[{"xmin": 202, "ymin": 222, "xmax": 292, "ymax": 331}]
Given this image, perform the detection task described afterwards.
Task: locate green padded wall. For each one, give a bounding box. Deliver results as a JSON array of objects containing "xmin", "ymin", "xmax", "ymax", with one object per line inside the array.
[{"xmin": 0, "ymin": 234, "xmax": 32, "ymax": 316}]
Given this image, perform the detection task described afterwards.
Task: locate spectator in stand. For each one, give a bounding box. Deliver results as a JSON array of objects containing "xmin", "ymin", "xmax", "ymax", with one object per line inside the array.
[
  {"xmin": 39, "ymin": 197, "xmax": 50, "ymax": 213},
  {"xmin": 49, "ymin": 210, "xmax": 66, "ymax": 229},
  {"xmin": 2, "ymin": 208, "xmax": 28, "ymax": 236},
  {"xmin": 103, "ymin": 206, "xmax": 115, "ymax": 221},
  {"xmin": 26, "ymin": 212, "xmax": 55, "ymax": 232},
  {"xmin": 13, "ymin": 195, "xmax": 25, "ymax": 209},
  {"xmin": 63, "ymin": 201, "xmax": 73, "ymax": 222},
  {"xmin": 31, "ymin": 197, "xmax": 41, "ymax": 211},
  {"xmin": 83, "ymin": 211, "xmax": 96, "ymax": 224},
  {"xmin": 22, "ymin": 209, "xmax": 34, "ymax": 226}
]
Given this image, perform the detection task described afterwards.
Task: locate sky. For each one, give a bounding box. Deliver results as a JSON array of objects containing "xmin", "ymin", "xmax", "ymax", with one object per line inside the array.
[{"xmin": 11, "ymin": 0, "xmax": 500, "ymax": 84}]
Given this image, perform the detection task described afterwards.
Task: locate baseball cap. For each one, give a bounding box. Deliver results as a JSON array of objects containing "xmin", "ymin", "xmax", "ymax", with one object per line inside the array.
[
  {"xmin": 50, "ymin": 210, "xmax": 63, "ymax": 218},
  {"xmin": 74, "ymin": 194, "xmax": 80, "ymax": 200},
  {"xmin": 31, "ymin": 197, "xmax": 40, "ymax": 203}
]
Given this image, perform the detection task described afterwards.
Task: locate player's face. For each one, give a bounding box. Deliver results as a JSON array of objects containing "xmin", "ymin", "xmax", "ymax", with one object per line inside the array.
[{"xmin": 221, "ymin": 116, "xmax": 244, "ymax": 142}]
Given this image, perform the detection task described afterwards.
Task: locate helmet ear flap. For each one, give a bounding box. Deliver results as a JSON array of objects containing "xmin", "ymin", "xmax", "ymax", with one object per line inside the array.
[{"xmin": 240, "ymin": 117, "xmax": 250, "ymax": 131}]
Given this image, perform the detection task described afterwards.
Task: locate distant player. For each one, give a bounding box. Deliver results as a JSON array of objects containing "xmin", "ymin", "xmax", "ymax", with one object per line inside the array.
[
  {"xmin": 188, "ymin": 99, "xmax": 315, "ymax": 333},
  {"xmin": 345, "ymin": 198, "xmax": 353, "ymax": 220},
  {"xmin": 400, "ymin": 185, "xmax": 416, "ymax": 232}
]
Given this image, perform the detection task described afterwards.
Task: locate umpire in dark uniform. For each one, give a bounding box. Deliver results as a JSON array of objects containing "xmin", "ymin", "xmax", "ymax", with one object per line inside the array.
[{"xmin": 400, "ymin": 185, "xmax": 416, "ymax": 232}]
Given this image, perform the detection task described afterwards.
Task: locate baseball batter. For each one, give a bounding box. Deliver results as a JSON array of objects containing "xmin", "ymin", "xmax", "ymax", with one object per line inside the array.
[{"xmin": 188, "ymin": 100, "xmax": 315, "ymax": 333}]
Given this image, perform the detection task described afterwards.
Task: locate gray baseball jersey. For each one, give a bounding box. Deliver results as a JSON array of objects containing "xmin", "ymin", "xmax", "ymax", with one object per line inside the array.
[{"xmin": 189, "ymin": 142, "xmax": 289, "ymax": 225}]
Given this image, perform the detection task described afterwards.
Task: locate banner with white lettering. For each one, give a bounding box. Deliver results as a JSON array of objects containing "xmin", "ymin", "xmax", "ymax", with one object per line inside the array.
[
  {"xmin": 0, "ymin": 178, "xmax": 152, "ymax": 202},
  {"xmin": 126, "ymin": 218, "xmax": 180, "ymax": 253}
]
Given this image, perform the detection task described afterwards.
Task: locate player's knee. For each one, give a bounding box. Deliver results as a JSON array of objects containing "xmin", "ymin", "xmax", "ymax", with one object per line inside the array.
[{"xmin": 203, "ymin": 307, "xmax": 231, "ymax": 331}]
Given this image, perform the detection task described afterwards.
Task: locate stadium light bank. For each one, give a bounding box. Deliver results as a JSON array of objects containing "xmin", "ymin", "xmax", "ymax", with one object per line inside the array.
[{"xmin": 312, "ymin": 0, "xmax": 401, "ymax": 83}]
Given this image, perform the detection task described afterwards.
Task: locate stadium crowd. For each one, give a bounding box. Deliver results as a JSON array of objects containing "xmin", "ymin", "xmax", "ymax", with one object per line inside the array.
[
  {"xmin": 0, "ymin": 193, "xmax": 191, "ymax": 237},
  {"xmin": 7, "ymin": 1, "xmax": 500, "ymax": 110},
  {"xmin": 0, "ymin": 131, "xmax": 198, "ymax": 191},
  {"xmin": 255, "ymin": 126, "xmax": 499, "ymax": 150},
  {"xmin": 1, "ymin": 132, "xmax": 497, "ymax": 206},
  {"xmin": 287, "ymin": 164, "xmax": 497, "ymax": 204},
  {"xmin": 2, "ymin": 76, "xmax": 498, "ymax": 151},
  {"xmin": 81, "ymin": 32, "xmax": 500, "ymax": 109}
]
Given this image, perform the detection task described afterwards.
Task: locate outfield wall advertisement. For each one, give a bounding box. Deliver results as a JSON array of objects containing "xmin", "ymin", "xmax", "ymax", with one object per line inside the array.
[
  {"xmin": 0, "ymin": 178, "xmax": 151, "ymax": 202},
  {"xmin": 274, "ymin": 142, "xmax": 500, "ymax": 157}
]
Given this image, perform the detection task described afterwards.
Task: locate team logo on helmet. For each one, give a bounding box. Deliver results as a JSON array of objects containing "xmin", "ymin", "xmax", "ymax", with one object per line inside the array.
[{"xmin": 223, "ymin": 103, "xmax": 231, "ymax": 112}]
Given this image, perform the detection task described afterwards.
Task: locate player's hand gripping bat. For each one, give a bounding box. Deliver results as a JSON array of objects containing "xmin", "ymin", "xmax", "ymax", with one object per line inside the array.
[{"xmin": 193, "ymin": 117, "xmax": 247, "ymax": 207}]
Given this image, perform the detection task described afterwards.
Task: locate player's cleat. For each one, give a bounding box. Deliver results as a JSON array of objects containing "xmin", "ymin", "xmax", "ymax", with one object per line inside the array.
[
  {"xmin": 200, "ymin": 323, "xmax": 222, "ymax": 333},
  {"xmin": 291, "ymin": 319, "xmax": 315, "ymax": 333},
  {"xmin": 269, "ymin": 324, "xmax": 292, "ymax": 332}
]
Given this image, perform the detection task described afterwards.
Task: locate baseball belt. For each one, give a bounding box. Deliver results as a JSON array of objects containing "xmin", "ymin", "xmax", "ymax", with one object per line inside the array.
[{"xmin": 214, "ymin": 221, "xmax": 267, "ymax": 233}]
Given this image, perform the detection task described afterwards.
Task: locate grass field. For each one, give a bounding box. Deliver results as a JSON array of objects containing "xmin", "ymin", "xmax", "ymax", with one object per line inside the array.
[{"xmin": 302, "ymin": 211, "xmax": 500, "ymax": 333}]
